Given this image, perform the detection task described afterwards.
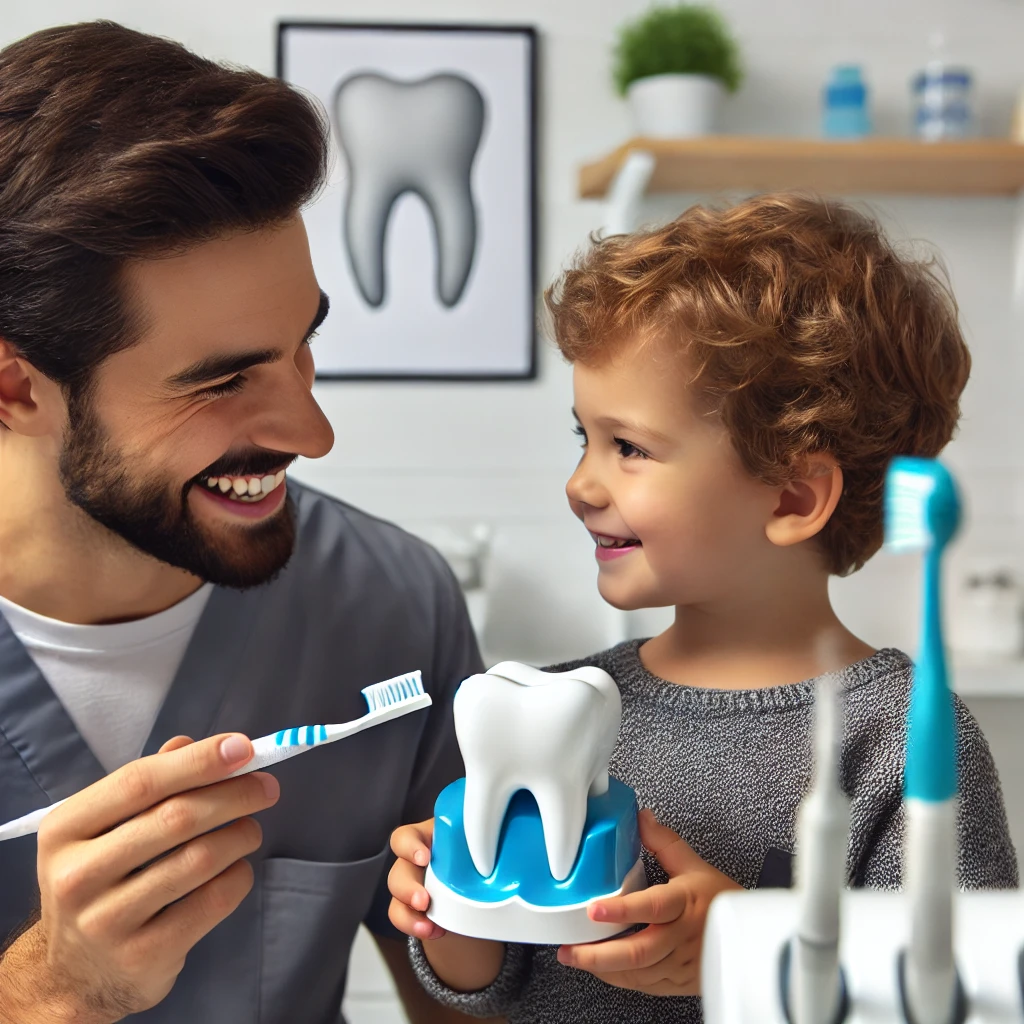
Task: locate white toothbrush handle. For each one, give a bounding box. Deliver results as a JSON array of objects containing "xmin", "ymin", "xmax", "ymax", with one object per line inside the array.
[
  {"xmin": 0, "ymin": 797, "xmax": 69, "ymax": 841},
  {"xmin": 904, "ymin": 797, "xmax": 958, "ymax": 1024},
  {"xmin": 792, "ymin": 789, "xmax": 849, "ymax": 1024},
  {"xmin": 225, "ymin": 692, "xmax": 433, "ymax": 779}
]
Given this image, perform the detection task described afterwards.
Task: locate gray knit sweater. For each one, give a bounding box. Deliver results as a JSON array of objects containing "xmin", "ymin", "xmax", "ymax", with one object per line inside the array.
[{"xmin": 409, "ymin": 642, "xmax": 1019, "ymax": 1022}]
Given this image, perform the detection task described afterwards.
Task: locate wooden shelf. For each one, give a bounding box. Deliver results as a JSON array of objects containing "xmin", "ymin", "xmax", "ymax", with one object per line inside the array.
[{"xmin": 579, "ymin": 137, "xmax": 1024, "ymax": 199}]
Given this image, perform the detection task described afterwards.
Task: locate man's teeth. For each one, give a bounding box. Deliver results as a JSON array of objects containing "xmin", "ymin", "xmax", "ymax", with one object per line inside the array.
[
  {"xmin": 454, "ymin": 661, "xmax": 622, "ymax": 882},
  {"xmin": 202, "ymin": 470, "xmax": 286, "ymax": 503},
  {"xmin": 334, "ymin": 72, "xmax": 485, "ymax": 308}
]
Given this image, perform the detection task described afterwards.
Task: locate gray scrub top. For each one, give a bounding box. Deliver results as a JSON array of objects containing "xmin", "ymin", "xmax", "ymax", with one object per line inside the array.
[{"xmin": 0, "ymin": 480, "xmax": 481, "ymax": 1023}]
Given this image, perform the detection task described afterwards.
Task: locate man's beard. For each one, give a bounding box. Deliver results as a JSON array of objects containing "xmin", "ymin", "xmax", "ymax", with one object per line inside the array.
[{"xmin": 58, "ymin": 395, "xmax": 298, "ymax": 590}]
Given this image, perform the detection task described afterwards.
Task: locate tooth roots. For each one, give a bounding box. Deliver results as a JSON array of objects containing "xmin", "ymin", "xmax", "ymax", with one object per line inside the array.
[{"xmin": 454, "ymin": 663, "xmax": 622, "ymax": 883}]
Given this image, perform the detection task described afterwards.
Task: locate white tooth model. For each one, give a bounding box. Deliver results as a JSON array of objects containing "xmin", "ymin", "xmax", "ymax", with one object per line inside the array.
[
  {"xmin": 334, "ymin": 72, "xmax": 485, "ymax": 309},
  {"xmin": 424, "ymin": 662, "xmax": 648, "ymax": 945}
]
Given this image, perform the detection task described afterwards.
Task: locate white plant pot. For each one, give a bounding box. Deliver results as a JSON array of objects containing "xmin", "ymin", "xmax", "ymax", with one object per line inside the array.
[{"xmin": 626, "ymin": 72, "xmax": 725, "ymax": 138}]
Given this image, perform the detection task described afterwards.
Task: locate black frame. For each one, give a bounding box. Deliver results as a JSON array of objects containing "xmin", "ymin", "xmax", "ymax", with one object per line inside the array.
[{"xmin": 276, "ymin": 21, "xmax": 539, "ymax": 383}]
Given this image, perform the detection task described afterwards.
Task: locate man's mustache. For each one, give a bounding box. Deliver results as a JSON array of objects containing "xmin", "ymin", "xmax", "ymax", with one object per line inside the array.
[{"xmin": 194, "ymin": 449, "xmax": 298, "ymax": 482}]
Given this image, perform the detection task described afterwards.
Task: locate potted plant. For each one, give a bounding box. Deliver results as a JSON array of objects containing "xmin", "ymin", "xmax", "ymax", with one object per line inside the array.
[{"xmin": 613, "ymin": 4, "xmax": 742, "ymax": 138}]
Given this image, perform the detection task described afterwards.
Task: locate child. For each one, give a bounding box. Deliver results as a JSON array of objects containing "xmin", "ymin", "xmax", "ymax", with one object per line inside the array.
[{"xmin": 387, "ymin": 194, "xmax": 1018, "ymax": 1022}]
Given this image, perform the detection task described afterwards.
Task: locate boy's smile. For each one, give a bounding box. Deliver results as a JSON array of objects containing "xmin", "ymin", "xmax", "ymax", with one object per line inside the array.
[{"xmin": 566, "ymin": 339, "xmax": 781, "ymax": 612}]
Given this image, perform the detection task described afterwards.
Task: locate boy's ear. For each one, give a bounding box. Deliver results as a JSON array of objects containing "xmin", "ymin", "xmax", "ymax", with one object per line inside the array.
[
  {"xmin": 764, "ymin": 456, "xmax": 843, "ymax": 548},
  {"xmin": 0, "ymin": 340, "xmax": 65, "ymax": 437}
]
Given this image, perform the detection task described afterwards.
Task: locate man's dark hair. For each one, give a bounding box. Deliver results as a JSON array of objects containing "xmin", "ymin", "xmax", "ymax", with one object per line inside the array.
[{"xmin": 0, "ymin": 20, "xmax": 329, "ymax": 396}]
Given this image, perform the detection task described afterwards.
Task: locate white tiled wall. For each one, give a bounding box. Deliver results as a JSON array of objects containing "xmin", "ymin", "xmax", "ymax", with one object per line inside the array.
[{"xmin": 7, "ymin": 2, "xmax": 1024, "ymax": 1019}]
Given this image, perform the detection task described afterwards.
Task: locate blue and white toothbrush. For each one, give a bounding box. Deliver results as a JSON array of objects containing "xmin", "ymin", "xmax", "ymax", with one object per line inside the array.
[
  {"xmin": 0, "ymin": 670, "xmax": 430, "ymax": 842},
  {"xmin": 885, "ymin": 456, "xmax": 962, "ymax": 1024}
]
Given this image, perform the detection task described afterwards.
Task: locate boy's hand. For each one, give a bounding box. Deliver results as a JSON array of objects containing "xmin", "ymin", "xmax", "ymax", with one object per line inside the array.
[
  {"xmin": 388, "ymin": 819, "xmax": 446, "ymax": 940},
  {"xmin": 556, "ymin": 809, "xmax": 741, "ymax": 997},
  {"xmin": 388, "ymin": 820, "xmax": 506, "ymax": 994}
]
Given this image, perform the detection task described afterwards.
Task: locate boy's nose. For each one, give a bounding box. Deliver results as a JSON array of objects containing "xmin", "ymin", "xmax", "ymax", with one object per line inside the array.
[{"xmin": 565, "ymin": 459, "xmax": 608, "ymax": 511}]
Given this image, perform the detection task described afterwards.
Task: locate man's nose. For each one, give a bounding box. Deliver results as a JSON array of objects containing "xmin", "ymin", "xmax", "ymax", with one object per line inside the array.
[{"xmin": 252, "ymin": 367, "xmax": 334, "ymax": 461}]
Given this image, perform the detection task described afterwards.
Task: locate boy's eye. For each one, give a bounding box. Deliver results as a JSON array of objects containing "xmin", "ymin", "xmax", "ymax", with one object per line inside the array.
[
  {"xmin": 572, "ymin": 424, "xmax": 588, "ymax": 446},
  {"xmin": 197, "ymin": 374, "xmax": 246, "ymax": 399},
  {"xmin": 614, "ymin": 437, "xmax": 647, "ymax": 459}
]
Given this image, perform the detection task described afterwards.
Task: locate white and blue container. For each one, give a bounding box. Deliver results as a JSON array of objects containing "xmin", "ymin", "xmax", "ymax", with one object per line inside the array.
[{"xmin": 822, "ymin": 66, "xmax": 871, "ymax": 140}]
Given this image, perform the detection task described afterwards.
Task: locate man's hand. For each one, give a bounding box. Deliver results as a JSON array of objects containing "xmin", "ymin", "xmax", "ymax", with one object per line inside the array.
[
  {"xmin": 555, "ymin": 809, "xmax": 742, "ymax": 997},
  {"xmin": 0, "ymin": 733, "xmax": 280, "ymax": 1024}
]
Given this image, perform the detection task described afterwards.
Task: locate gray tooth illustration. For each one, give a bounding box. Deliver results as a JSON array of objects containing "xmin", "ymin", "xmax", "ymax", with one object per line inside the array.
[{"xmin": 334, "ymin": 72, "xmax": 485, "ymax": 309}]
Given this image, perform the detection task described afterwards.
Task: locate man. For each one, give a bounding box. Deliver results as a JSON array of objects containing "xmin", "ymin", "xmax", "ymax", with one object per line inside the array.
[{"xmin": 0, "ymin": 20, "xmax": 485, "ymax": 1024}]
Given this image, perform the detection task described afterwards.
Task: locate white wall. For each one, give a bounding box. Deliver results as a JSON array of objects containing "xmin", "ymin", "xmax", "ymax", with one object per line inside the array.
[{"xmin": 6, "ymin": 1, "xmax": 1024, "ymax": 1019}]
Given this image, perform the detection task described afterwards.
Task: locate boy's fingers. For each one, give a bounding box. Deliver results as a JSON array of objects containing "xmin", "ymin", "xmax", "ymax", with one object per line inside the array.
[
  {"xmin": 387, "ymin": 858, "xmax": 429, "ymax": 909},
  {"xmin": 589, "ymin": 882, "xmax": 685, "ymax": 926},
  {"xmin": 388, "ymin": 897, "xmax": 445, "ymax": 940},
  {"xmin": 390, "ymin": 820, "xmax": 433, "ymax": 865},
  {"xmin": 638, "ymin": 809, "xmax": 701, "ymax": 878},
  {"xmin": 45, "ymin": 733, "xmax": 255, "ymax": 841},
  {"xmin": 559, "ymin": 923, "xmax": 680, "ymax": 973}
]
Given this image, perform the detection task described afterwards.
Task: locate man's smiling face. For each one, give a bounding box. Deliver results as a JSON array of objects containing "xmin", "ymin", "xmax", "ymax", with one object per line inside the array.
[{"xmin": 58, "ymin": 216, "xmax": 335, "ymax": 588}]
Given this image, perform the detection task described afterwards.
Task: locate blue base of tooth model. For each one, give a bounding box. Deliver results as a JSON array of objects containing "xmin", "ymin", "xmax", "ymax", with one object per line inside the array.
[{"xmin": 429, "ymin": 777, "xmax": 641, "ymax": 907}]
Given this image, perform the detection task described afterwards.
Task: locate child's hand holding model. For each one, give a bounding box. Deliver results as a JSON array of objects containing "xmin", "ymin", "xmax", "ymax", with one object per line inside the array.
[{"xmin": 389, "ymin": 194, "xmax": 1019, "ymax": 1022}]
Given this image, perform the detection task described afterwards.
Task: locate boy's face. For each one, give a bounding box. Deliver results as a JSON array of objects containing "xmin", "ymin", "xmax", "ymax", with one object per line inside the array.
[
  {"xmin": 566, "ymin": 340, "xmax": 782, "ymax": 611},
  {"xmin": 51, "ymin": 216, "xmax": 335, "ymax": 588}
]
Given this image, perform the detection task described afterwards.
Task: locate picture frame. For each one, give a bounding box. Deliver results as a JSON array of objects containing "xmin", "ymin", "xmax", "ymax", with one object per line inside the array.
[{"xmin": 277, "ymin": 21, "xmax": 538, "ymax": 381}]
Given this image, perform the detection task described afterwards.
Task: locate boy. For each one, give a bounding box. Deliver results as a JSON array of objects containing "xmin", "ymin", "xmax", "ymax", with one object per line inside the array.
[{"xmin": 388, "ymin": 194, "xmax": 1018, "ymax": 1022}]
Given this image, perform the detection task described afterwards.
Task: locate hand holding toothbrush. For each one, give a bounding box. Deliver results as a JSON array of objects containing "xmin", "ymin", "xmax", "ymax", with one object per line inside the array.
[
  {"xmin": 556, "ymin": 810, "xmax": 742, "ymax": 996},
  {"xmin": 0, "ymin": 733, "xmax": 278, "ymax": 1024}
]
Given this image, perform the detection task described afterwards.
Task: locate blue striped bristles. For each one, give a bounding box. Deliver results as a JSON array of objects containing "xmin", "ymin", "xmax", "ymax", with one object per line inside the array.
[
  {"xmin": 362, "ymin": 670, "xmax": 425, "ymax": 712},
  {"xmin": 274, "ymin": 724, "xmax": 329, "ymax": 746}
]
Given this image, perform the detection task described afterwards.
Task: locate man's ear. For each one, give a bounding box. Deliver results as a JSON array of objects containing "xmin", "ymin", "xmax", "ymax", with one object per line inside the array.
[
  {"xmin": 764, "ymin": 456, "xmax": 843, "ymax": 548},
  {"xmin": 0, "ymin": 340, "xmax": 64, "ymax": 437}
]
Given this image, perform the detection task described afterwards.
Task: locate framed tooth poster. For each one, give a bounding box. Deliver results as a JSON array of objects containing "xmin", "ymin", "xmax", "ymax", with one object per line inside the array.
[{"xmin": 277, "ymin": 22, "xmax": 537, "ymax": 380}]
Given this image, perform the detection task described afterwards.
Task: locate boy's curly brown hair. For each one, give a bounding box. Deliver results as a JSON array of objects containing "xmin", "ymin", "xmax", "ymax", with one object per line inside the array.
[{"xmin": 545, "ymin": 193, "xmax": 971, "ymax": 576}]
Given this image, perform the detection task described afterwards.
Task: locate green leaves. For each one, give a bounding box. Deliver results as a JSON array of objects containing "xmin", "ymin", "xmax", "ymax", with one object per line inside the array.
[{"xmin": 612, "ymin": 4, "xmax": 743, "ymax": 96}]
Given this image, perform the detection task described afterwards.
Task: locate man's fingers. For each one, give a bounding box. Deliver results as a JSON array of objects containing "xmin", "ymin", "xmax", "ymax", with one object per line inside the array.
[
  {"xmin": 91, "ymin": 816, "xmax": 265, "ymax": 934},
  {"xmin": 157, "ymin": 736, "xmax": 195, "ymax": 754},
  {"xmin": 42, "ymin": 734, "xmax": 257, "ymax": 843},
  {"xmin": 88, "ymin": 772, "xmax": 279, "ymax": 883},
  {"xmin": 589, "ymin": 881, "xmax": 687, "ymax": 926},
  {"xmin": 138, "ymin": 857, "xmax": 256, "ymax": 963},
  {"xmin": 389, "ymin": 820, "xmax": 434, "ymax": 868}
]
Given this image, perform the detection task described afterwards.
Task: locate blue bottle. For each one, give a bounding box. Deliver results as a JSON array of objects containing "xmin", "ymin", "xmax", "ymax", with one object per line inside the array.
[{"xmin": 823, "ymin": 66, "xmax": 871, "ymax": 140}]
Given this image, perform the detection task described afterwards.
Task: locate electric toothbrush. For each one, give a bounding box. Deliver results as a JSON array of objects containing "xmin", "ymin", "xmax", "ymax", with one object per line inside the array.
[
  {"xmin": 789, "ymin": 673, "xmax": 850, "ymax": 1024},
  {"xmin": 884, "ymin": 456, "xmax": 962, "ymax": 1024}
]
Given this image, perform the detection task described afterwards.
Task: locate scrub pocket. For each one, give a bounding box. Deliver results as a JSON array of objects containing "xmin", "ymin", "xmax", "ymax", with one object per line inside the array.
[{"xmin": 258, "ymin": 843, "xmax": 391, "ymax": 1024}]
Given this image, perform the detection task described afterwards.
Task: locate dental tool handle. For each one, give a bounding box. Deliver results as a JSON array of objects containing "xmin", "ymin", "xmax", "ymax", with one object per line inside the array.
[
  {"xmin": 793, "ymin": 790, "xmax": 849, "ymax": 1024},
  {"xmin": 0, "ymin": 797, "xmax": 69, "ymax": 841},
  {"xmin": 792, "ymin": 679, "xmax": 849, "ymax": 1024},
  {"xmin": 904, "ymin": 798, "xmax": 958, "ymax": 1024}
]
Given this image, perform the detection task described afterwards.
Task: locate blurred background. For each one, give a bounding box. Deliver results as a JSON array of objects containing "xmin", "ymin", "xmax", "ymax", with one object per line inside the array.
[{"xmin": 6, "ymin": 1, "xmax": 1024, "ymax": 1020}]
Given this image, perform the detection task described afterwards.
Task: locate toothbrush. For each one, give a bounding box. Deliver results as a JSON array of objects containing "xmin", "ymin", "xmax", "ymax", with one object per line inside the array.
[
  {"xmin": 790, "ymin": 673, "xmax": 850, "ymax": 1024},
  {"xmin": 0, "ymin": 670, "xmax": 430, "ymax": 842},
  {"xmin": 885, "ymin": 456, "xmax": 961, "ymax": 1024}
]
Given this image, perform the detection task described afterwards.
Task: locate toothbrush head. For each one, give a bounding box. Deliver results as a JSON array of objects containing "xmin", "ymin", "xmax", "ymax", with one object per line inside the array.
[
  {"xmin": 884, "ymin": 457, "xmax": 961, "ymax": 555},
  {"xmin": 362, "ymin": 670, "xmax": 426, "ymax": 712}
]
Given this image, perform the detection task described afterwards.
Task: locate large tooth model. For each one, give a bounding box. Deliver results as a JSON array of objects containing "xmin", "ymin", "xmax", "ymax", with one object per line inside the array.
[{"xmin": 425, "ymin": 662, "xmax": 648, "ymax": 945}]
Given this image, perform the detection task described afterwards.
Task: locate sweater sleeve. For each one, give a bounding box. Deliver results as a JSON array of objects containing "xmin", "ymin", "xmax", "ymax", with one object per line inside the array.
[
  {"xmin": 407, "ymin": 938, "xmax": 532, "ymax": 1018},
  {"xmin": 853, "ymin": 696, "xmax": 1018, "ymax": 890}
]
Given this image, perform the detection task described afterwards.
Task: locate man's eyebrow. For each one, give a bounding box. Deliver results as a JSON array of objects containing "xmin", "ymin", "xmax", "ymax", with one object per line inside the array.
[{"xmin": 164, "ymin": 289, "xmax": 330, "ymax": 391}]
